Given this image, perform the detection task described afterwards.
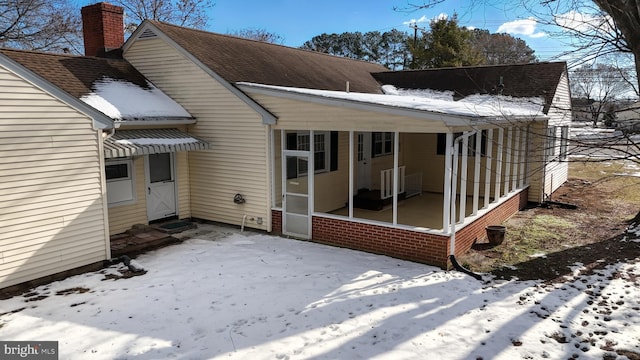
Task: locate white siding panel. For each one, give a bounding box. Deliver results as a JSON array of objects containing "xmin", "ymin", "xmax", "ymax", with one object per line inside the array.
[
  {"xmin": 176, "ymin": 151, "xmax": 191, "ymax": 219},
  {"xmin": 0, "ymin": 65, "xmax": 109, "ymax": 289},
  {"xmin": 249, "ymin": 93, "xmax": 451, "ymax": 133},
  {"xmin": 543, "ymin": 71, "xmax": 571, "ymax": 198},
  {"xmin": 108, "ymin": 156, "xmax": 147, "ymax": 235},
  {"xmin": 125, "ymin": 38, "xmax": 270, "ymax": 230}
]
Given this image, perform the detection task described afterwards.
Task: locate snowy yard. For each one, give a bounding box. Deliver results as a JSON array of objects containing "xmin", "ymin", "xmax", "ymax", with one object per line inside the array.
[{"xmin": 1, "ymin": 224, "xmax": 639, "ymax": 360}]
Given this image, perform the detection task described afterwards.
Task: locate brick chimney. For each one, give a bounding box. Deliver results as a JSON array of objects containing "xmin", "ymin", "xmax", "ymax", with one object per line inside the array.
[{"xmin": 81, "ymin": 2, "xmax": 124, "ymax": 57}]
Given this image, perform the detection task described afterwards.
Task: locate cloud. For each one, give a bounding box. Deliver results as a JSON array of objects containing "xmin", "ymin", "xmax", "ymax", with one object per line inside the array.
[
  {"xmin": 402, "ymin": 13, "xmax": 448, "ymax": 26},
  {"xmin": 403, "ymin": 15, "xmax": 428, "ymax": 26},
  {"xmin": 554, "ymin": 10, "xmax": 613, "ymax": 34},
  {"xmin": 497, "ymin": 18, "xmax": 546, "ymax": 38}
]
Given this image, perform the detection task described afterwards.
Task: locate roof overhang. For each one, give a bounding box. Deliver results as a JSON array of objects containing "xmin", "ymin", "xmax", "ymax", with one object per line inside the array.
[
  {"xmin": 115, "ymin": 117, "xmax": 197, "ymax": 126},
  {"xmin": 104, "ymin": 128, "xmax": 210, "ymax": 158},
  {"xmin": 0, "ymin": 53, "xmax": 114, "ymax": 130},
  {"xmin": 237, "ymin": 82, "xmax": 547, "ymax": 129}
]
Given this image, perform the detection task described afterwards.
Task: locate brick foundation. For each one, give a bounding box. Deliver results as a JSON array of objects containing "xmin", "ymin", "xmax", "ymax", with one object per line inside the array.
[
  {"xmin": 453, "ymin": 188, "xmax": 529, "ymax": 258},
  {"xmin": 270, "ymin": 188, "xmax": 528, "ymax": 269}
]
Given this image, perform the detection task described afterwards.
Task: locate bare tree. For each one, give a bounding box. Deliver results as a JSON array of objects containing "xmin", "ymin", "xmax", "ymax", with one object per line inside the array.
[
  {"xmin": 570, "ymin": 64, "xmax": 633, "ymax": 126},
  {"xmin": 113, "ymin": 0, "xmax": 214, "ymax": 32},
  {"xmin": 0, "ymin": 0, "xmax": 82, "ymax": 52},
  {"xmin": 229, "ymin": 28, "xmax": 283, "ymax": 44}
]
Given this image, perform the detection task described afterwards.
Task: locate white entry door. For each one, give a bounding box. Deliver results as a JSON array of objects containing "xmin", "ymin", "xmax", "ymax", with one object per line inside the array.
[
  {"xmin": 356, "ymin": 132, "xmax": 371, "ymax": 191},
  {"xmin": 146, "ymin": 153, "xmax": 177, "ymax": 221}
]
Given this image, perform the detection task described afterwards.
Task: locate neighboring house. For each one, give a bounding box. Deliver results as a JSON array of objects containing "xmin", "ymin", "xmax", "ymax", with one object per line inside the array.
[
  {"xmin": 0, "ymin": 2, "xmax": 571, "ymax": 290},
  {"xmin": 615, "ymin": 101, "xmax": 640, "ymax": 132}
]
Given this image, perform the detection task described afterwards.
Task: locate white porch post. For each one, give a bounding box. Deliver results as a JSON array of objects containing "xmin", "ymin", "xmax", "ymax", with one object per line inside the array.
[
  {"xmin": 519, "ymin": 127, "xmax": 527, "ymax": 188},
  {"xmin": 392, "ymin": 131, "xmax": 399, "ymax": 225},
  {"xmin": 504, "ymin": 127, "xmax": 513, "ymax": 196},
  {"xmin": 349, "ymin": 130, "xmax": 354, "ymax": 218},
  {"xmin": 270, "ymin": 128, "xmax": 276, "ymax": 211},
  {"xmin": 459, "ymin": 135, "xmax": 469, "ymax": 221},
  {"xmin": 472, "ymin": 131, "xmax": 481, "ymax": 215},
  {"xmin": 443, "ymin": 133, "xmax": 453, "ymax": 231},
  {"xmin": 308, "ymin": 130, "xmax": 315, "ymax": 236},
  {"xmin": 484, "ymin": 129, "xmax": 493, "ymax": 207},
  {"xmin": 512, "ymin": 127, "xmax": 520, "ymax": 190},
  {"xmin": 495, "ymin": 128, "xmax": 504, "ymax": 201},
  {"xmin": 452, "ymin": 137, "xmax": 460, "ymax": 223}
]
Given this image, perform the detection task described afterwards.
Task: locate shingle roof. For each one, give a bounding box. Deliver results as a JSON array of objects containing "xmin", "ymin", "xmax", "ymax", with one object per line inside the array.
[
  {"xmin": 0, "ymin": 48, "xmax": 149, "ymax": 98},
  {"xmin": 372, "ymin": 62, "xmax": 568, "ymax": 114},
  {"xmin": 149, "ymin": 21, "xmax": 388, "ymax": 93}
]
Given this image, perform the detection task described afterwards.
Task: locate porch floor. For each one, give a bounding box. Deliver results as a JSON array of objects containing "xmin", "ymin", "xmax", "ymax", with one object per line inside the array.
[{"xmin": 330, "ymin": 192, "xmax": 484, "ymax": 230}]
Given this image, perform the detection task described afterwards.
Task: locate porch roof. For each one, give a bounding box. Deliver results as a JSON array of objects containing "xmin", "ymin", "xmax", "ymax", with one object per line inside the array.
[
  {"xmin": 104, "ymin": 128, "xmax": 210, "ymax": 158},
  {"xmin": 237, "ymin": 82, "xmax": 547, "ymax": 128}
]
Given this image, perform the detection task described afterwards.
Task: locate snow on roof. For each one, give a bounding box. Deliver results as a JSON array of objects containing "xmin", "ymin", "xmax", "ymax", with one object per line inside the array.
[
  {"xmin": 239, "ymin": 82, "xmax": 545, "ymax": 119},
  {"xmin": 80, "ymin": 78, "xmax": 191, "ymax": 120}
]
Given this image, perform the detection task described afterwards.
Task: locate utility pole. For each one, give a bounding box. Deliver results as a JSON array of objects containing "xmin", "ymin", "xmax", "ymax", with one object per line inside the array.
[{"xmin": 408, "ymin": 22, "xmax": 424, "ymax": 69}]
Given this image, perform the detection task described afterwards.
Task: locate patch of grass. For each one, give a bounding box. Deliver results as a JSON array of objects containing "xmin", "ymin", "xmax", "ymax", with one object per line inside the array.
[
  {"xmin": 480, "ymin": 214, "xmax": 577, "ymax": 270},
  {"xmin": 460, "ymin": 160, "xmax": 640, "ymax": 277}
]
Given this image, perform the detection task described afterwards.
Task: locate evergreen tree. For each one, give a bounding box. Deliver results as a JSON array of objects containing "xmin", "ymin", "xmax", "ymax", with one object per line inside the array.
[
  {"xmin": 410, "ymin": 14, "xmax": 483, "ymax": 69},
  {"xmin": 301, "ymin": 30, "xmax": 409, "ymax": 70}
]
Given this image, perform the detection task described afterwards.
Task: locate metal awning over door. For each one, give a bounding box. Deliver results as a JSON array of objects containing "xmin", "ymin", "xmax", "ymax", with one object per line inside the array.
[{"xmin": 104, "ymin": 128, "xmax": 210, "ymax": 158}]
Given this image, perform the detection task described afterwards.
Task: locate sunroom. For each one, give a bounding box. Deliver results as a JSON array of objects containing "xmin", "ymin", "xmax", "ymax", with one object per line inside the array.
[{"xmin": 239, "ymin": 83, "xmax": 548, "ymax": 268}]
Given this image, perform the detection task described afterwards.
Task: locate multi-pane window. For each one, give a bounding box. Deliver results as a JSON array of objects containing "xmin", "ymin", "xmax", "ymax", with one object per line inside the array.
[
  {"xmin": 373, "ymin": 132, "xmax": 393, "ymax": 157},
  {"xmin": 545, "ymin": 126, "xmax": 557, "ymax": 160},
  {"xmin": 286, "ymin": 131, "xmax": 334, "ymax": 177},
  {"xmin": 105, "ymin": 158, "xmax": 135, "ymax": 205},
  {"xmin": 559, "ymin": 125, "xmax": 569, "ymax": 160}
]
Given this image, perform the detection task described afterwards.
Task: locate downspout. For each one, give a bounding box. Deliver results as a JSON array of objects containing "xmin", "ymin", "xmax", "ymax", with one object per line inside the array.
[
  {"xmin": 103, "ymin": 127, "xmax": 116, "ymax": 140},
  {"xmin": 448, "ymin": 130, "xmax": 482, "ymax": 281}
]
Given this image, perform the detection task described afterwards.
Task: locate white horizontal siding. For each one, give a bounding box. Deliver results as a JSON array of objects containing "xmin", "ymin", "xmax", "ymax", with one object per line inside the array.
[
  {"xmin": 125, "ymin": 38, "xmax": 271, "ymax": 230},
  {"xmin": 0, "ymin": 65, "xmax": 109, "ymax": 289},
  {"xmin": 543, "ymin": 71, "xmax": 571, "ymax": 198},
  {"xmin": 248, "ymin": 93, "xmax": 452, "ymax": 133},
  {"xmin": 108, "ymin": 156, "xmax": 147, "ymax": 235}
]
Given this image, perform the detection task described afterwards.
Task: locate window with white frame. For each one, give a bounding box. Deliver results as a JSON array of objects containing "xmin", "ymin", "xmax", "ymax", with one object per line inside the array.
[
  {"xmin": 373, "ymin": 132, "xmax": 393, "ymax": 157},
  {"xmin": 105, "ymin": 158, "xmax": 135, "ymax": 205},
  {"xmin": 559, "ymin": 125, "xmax": 569, "ymax": 160},
  {"xmin": 286, "ymin": 131, "xmax": 334, "ymax": 177},
  {"xmin": 545, "ymin": 126, "xmax": 557, "ymax": 160}
]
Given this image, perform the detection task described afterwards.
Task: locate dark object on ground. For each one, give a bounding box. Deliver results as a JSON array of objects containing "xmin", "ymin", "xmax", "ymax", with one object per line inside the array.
[
  {"xmin": 486, "ymin": 225, "xmax": 506, "ymax": 245},
  {"xmin": 544, "ymin": 200, "xmax": 578, "ymax": 209},
  {"xmin": 449, "ymin": 255, "xmax": 482, "ymax": 280}
]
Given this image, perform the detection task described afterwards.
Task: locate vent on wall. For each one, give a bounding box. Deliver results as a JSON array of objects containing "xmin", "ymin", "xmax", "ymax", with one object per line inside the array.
[{"xmin": 137, "ymin": 28, "xmax": 158, "ymax": 40}]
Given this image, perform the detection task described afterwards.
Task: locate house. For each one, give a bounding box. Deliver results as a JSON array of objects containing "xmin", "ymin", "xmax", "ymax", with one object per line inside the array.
[
  {"xmin": 615, "ymin": 100, "xmax": 640, "ymax": 132},
  {"xmin": 0, "ymin": 2, "xmax": 571, "ymax": 290}
]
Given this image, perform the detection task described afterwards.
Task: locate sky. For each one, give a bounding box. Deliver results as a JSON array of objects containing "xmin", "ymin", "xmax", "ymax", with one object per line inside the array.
[
  {"xmin": 1, "ymin": 220, "xmax": 638, "ymax": 359},
  {"xmin": 73, "ymin": 0, "xmax": 574, "ymax": 63},
  {"xmin": 205, "ymin": 0, "xmax": 570, "ymax": 62}
]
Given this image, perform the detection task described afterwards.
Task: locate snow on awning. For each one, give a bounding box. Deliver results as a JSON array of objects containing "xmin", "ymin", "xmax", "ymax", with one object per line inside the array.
[{"xmin": 104, "ymin": 129, "xmax": 210, "ymax": 158}]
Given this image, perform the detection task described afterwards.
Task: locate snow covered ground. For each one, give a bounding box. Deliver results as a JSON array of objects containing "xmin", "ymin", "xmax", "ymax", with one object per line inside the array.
[{"xmin": 1, "ymin": 224, "xmax": 639, "ymax": 359}]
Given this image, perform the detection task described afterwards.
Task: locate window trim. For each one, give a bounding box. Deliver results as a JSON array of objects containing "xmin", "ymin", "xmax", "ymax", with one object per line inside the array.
[
  {"xmin": 545, "ymin": 126, "xmax": 558, "ymax": 161},
  {"xmin": 559, "ymin": 125, "xmax": 569, "ymax": 161},
  {"xmin": 372, "ymin": 132, "xmax": 393, "ymax": 157},
  {"xmin": 105, "ymin": 158, "xmax": 136, "ymax": 207},
  {"xmin": 286, "ymin": 131, "xmax": 334, "ymax": 177}
]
